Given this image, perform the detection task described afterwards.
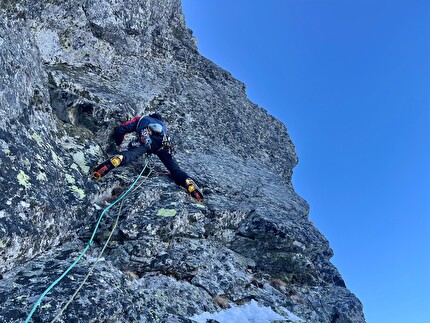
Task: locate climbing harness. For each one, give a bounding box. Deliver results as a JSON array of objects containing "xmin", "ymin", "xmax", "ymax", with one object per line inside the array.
[
  {"xmin": 140, "ymin": 125, "xmax": 174, "ymax": 155},
  {"xmin": 161, "ymin": 133, "xmax": 175, "ymax": 155},
  {"xmin": 25, "ymin": 159, "xmax": 151, "ymax": 323},
  {"xmin": 141, "ymin": 124, "xmax": 166, "ymax": 150},
  {"xmin": 140, "ymin": 128, "xmax": 152, "ymax": 148}
]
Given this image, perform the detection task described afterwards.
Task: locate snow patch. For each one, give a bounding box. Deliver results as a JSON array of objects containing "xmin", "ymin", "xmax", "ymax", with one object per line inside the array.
[{"xmin": 190, "ymin": 299, "xmax": 303, "ymax": 323}]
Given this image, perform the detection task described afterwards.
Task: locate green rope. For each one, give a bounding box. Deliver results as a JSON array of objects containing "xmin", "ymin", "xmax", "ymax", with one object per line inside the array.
[
  {"xmin": 50, "ymin": 167, "xmax": 153, "ymax": 322},
  {"xmin": 24, "ymin": 159, "xmax": 149, "ymax": 323}
]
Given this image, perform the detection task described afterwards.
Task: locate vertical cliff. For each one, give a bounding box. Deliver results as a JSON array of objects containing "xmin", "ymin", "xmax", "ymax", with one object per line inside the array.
[{"xmin": 0, "ymin": 1, "xmax": 364, "ymax": 322}]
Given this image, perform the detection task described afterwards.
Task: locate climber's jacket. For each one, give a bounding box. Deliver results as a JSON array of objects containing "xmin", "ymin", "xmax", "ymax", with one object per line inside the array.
[{"xmin": 113, "ymin": 115, "xmax": 168, "ymax": 147}]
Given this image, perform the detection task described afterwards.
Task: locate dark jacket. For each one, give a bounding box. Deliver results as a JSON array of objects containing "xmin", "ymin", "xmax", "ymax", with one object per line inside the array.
[{"xmin": 113, "ymin": 116, "xmax": 168, "ymax": 146}]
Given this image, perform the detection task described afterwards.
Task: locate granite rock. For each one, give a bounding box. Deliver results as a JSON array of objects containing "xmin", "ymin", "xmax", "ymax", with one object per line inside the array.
[{"xmin": 0, "ymin": 1, "xmax": 364, "ymax": 322}]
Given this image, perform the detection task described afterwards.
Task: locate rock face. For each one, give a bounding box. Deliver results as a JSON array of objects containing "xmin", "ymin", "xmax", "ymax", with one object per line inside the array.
[{"xmin": 0, "ymin": 1, "xmax": 365, "ymax": 322}]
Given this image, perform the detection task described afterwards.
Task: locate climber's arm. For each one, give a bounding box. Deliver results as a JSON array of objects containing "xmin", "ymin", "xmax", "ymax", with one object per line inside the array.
[{"xmin": 113, "ymin": 116, "xmax": 141, "ymax": 146}]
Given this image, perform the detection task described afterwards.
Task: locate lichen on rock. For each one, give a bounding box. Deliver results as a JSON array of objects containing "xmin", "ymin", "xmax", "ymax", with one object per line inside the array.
[{"xmin": 17, "ymin": 170, "xmax": 32, "ymax": 190}]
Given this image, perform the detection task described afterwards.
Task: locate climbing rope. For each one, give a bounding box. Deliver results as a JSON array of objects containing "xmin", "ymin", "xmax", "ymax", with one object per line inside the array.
[
  {"xmin": 51, "ymin": 166, "xmax": 153, "ymax": 322},
  {"xmin": 25, "ymin": 159, "xmax": 150, "ymax": 323}
]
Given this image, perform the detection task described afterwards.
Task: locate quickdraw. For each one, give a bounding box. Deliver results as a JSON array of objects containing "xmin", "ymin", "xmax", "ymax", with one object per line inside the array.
[{"xmin": 160, "ymin": 133, "xmax": 175, "ymax": 155}]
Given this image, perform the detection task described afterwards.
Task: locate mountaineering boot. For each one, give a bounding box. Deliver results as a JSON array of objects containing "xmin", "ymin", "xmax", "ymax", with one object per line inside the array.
[
  {"xmin": 92, "ymin": 155, "xmax": 124, "ymax": 180},
  {"xmin": 185, "ymin": 178, "xmax": 204, "ymax": 202},
  {"xmin": 110, "ymin": 155, "xmax": 123, "ymax": 167}
]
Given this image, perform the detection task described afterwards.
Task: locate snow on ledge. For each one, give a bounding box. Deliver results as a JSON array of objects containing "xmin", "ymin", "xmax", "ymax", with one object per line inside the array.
[{"xmin": 190, "ymin": 299, "xmax": 303, "ymax": 323}]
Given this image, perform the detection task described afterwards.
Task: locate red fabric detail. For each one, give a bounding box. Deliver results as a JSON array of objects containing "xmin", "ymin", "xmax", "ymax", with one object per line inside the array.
[{"xmin": 121, "ymin": 116, "xmax": 141, "ymax": 127}]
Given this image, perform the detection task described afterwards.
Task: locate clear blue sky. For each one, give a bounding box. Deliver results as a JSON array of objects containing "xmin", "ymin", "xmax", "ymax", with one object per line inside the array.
[{"xmin": 182, "ymin": 1, "xmax": 430, "ymax": 322}]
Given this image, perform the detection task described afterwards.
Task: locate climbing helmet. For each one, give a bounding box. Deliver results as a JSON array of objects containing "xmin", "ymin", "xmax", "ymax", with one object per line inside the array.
[{"xmin": 148, "ymin": 123, "xmax": 164, "ymax": 136}]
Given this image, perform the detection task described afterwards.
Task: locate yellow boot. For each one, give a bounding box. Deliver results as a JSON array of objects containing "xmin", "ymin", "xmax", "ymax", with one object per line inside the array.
[
  {"xmin": 92, "ymin": 155, "xmax": 124, "ymax": 180},
  {"xmin": 110, "ymin": 155, "xmax": 124, "ymax": 167},
  {"xmin": 185, "ymin": 178, "xmax": 204, "ymax": 202}
]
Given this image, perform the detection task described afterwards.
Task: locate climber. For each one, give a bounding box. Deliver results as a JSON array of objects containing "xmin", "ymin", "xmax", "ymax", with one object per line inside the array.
[{"xmin": 92, "ymin": 113, "xmax": 204, "ymax": 202}]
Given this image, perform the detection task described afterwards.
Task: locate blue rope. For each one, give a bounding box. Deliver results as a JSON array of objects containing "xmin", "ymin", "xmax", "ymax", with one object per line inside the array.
[{"xmin": 24, "ymin": 160, "xmax": 149, "ymax": 323}]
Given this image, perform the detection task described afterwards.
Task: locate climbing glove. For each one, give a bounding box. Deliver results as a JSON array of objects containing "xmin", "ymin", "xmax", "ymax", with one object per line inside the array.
[
  {"xmin": 185, "ymin": 178, "xmax": 204, "ymax": 202},
  {"xmin": 92, "ymin": 155, "xmax": 124, "ymax": 180}
]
